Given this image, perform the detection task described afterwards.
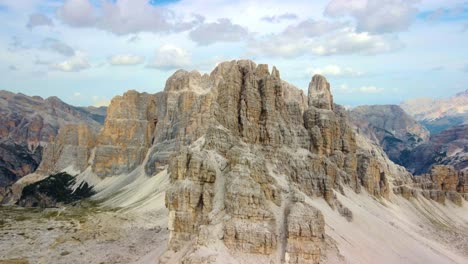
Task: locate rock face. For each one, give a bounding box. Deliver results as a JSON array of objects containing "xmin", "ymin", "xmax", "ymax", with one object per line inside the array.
[
  {"xmin": 409, "ymin": 165, "xmax": 465, "ymax": 205},
  {"xmin": 92, "ymin": 91, "xmax": 156, "ymax": 178},
  {"xmin": 37, "ymin": 124, "xmax": 96, "ymax": 175},
  {"xmin": 15, "ymin": 60, "xmax": 466, "ymax": 263},
  {"xmin": 400, "ymin": 124, "xmax": 467, "ymax": 175},
  {"xmin": 0, "ymin": 90, "xmax": 106, "ymax": 187},
  {"xmin": 26, "ymin": 60, "xmax": 398, "ymax": 263},
  {"xmin": 349, "ymin": 105, "xmax": 430, "ymax": 166}
]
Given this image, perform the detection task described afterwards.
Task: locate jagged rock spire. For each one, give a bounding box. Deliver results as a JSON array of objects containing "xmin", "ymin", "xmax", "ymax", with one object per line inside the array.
[{"xmin": 308, "ymin": 74, "xmax": 334, "ymax": 110}]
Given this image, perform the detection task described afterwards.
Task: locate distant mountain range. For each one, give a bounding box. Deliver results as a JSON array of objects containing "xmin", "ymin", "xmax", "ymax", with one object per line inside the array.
[
  {"xmin": 0, "ymin": 61, "xmax": 467, "ymax": 264},
  {"xmin": 401, "ymin": 89, "xmax": 468, "ymax": 134},
  {"xmin": 0, "ymin": 90, "xmax": 106, "ymax": 188},
  {"xmin": 349, "ymin": 90, "xmax": 467, "ymax": 175},
  {"xmin": 349, "ymin": 105, "xmax": 429, "ymax": 166}
]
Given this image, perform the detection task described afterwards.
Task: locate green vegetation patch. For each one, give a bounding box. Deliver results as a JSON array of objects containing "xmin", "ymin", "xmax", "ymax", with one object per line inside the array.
[{"xmin": 18, "ymin": 173, "xmax": 95, "ymax": 208}]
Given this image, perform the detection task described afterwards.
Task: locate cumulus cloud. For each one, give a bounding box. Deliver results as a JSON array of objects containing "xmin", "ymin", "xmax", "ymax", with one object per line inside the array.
[
  {"xmin": 312, "ymin": 29, "xmax": 403, "ymax": 56},
  {"xmin": 282, "ymin": 19, "xmax": 347, "ymax": 38},
  {"xmin": 189, "ymin": 18, "xmax": 249, "ymax": 45},
  {"xmin": 108, "ymin": 54, "xmax": 144, "ymax": 66},
  {"xmin": 339, "ymin": 83, "xmax": 384, "ymax": 93},
  {"xmin": 56, "ymin": 0, "xmax": 96, "ymax": 27},
  {"xmin": 57, "ymin": 0, "xmax": 201, "ymax": 35},
  {"xmin": 248, "ymin": 27, "xmax": 402, "ymax": 58},
  {"xmin": 309, "ymin": 65, "xmax": 363, "ymax": 77},
  {"xmin": 261, "ymin": 13, "xmax": 298, "ymax": 23},
  {"xmin": 26, "ymin": 13, "xmax": 54, "ymax": 29},
  {"xmin": 325, "ymin": 0, "xmax": 418, "ymax": 33},
  {"xmin": 147, "ymin": 45, "xmax": 191, "ymax": 71},
  {"xmin": 49, "ymin": 51, "xmax": 90, "ymax": 72},
  {"xmin": 42, "ymin": 38, "xmax": 75, "ymax": 57}
]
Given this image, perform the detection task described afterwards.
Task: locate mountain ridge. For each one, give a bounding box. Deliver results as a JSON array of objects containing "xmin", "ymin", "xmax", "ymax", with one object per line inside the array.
[{"xmin": 1, "ymin": 60, "xmax": 467, "ymax": 264}]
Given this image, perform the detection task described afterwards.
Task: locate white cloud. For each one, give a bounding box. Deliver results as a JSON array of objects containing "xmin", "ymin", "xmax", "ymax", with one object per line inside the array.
[
  {"xmin": 261, "ymin": 13, "xmax": 298, "ymax": 23},
  {"xmin": 26, "ymin": 13, "xmax": 54, "ymax": 29},
  {"xmin": 92, "ymin": 96, "xmax": 110, "ymax": 107},
  {"xmin": 358, "ymin": 86, "xmax": 384, "ymax": 93},
  {"xmin": 49, "ymin": 51, "xmax": 90, "ymax": 72},
  {"xmin": 56, "ymin": 0, "xmax": 96, "ymax": 27},
  {"xmin": 248, "ymin": 27, "xmax": 402, "ymax": 58},
  {"xmin": 339, "ymin": 83, "xmax": 384, "ymax": 93},
  {"xmin": 189, "ymin": 18, "xmax": 249, "ymax": 45},
  {"xmin": 108, "ymin": 54, "xmax": 144, "ymax": 66},
  {"xmin": 325, "ymin": 0, "xmax": 418, "ymax": 33},
  {"xmin": 147, "ymin": 45, "xmax": 191, "ymax": 71},
  {"xmin": 282, "ymin": 19, "xmax": 346, "ymax": 38},
  {"xmin": 57, "ymin": 0, "xmax": 201, "ymax": 35},
  {"xmin": 312, "ymin": 29, "xmax": 403, "ymax": 56},
  {"xmin": 73, "ymin": 92, "xmax": 81, "ymax": 97},
  {"xmin": 309, "ymin": 65, "xmax": 363, "ymax": 77}
]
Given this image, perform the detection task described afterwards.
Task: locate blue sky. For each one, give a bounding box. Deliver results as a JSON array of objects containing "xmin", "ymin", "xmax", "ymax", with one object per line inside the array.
[{"xmin": 0, "ymin": 0, "xmax": 467, "ymax": 107}]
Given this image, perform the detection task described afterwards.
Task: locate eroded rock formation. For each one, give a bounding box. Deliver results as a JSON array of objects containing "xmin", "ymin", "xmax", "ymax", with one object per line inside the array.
[
  {"xmin": 0, "ymin": 90, "xmax": 105, "ymax": 187},
  {"xmin": 12, "ymin": 60, "xmax": 465, "ymax": 263}
]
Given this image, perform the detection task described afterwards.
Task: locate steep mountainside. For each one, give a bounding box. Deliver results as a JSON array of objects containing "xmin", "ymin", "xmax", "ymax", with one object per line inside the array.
[
  {"xmin": 349, "ymin": 105, "xmax": 430, "ymax": 165},
  {"xmin": 401, "ymin": 124, "xmax": 468, "ymax": 174},
  {"xmin": 0, "ymin": 90, "xmax": 106, "ymax": 188},
  {"xmin": 3, "ymin": 61, "xmax": 468, "ymax": 264},
  {"xmin": 349, "ymin": 104, "xmax": 467, "ymax": 176},
  {"xmin": 401, "ymin": 90, "xmax": 468, "ymax": 134}
]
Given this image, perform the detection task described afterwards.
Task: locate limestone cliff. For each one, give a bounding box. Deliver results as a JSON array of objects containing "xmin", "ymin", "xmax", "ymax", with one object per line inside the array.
[
  {"xmin": 0, "ymin": 90, "xmax": 106, "ymax": 187},
  {"xmin": 18, "ymin": 60, "xmax": 397, "ymax": 263},
  {"xmin": 13, "ymin": 60, "xmax": 467, "ymax": 263}
]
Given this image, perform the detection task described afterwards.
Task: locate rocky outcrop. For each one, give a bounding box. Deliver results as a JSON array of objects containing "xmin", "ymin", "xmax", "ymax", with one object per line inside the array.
[
  {"xmin": 0, "ymin": 90, "xmax": 106, "ymax": 187},
  {"xmin": 349, "ymin": 105, "xmax": 429, "ymax": 166},
  {"xmin": 18, "ymin": 60, "xmax": 463, "ymax": 263},
  {"xmin": 92, "ymin": 91, "xmax": 156, "ymax": 177},
  {"xmin": 37, "ymin": 124, "xmax": 96, "ymax": 175},
  {"xmin": 401, "ymin": 124, "xmax": 467, "ymax": 174},
  {"xmin": 415, "ymin": 165, "xmax": 464, "ymax": 205},
  {"xmin": 393, "ymin": 165, "xmax": 466, "ymax": 206}
]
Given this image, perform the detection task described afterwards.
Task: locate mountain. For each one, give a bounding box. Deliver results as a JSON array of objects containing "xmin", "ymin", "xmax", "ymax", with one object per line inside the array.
[
  {"xmin": 0, "ymin": 90, "xmax": 106, "ymax": 189},
  {"xmin": 349, "ymin": 104, "xmax": 467, "ymax": 175},
  {"xmin": 349, "ymin": 105, "xmax": 430, "ymax": 166},
  {"xmin": 401, "ymin": 124, "xmax": 468, "ymax": 174},
  {"xmin": 401, "ymin": 89, "xmax": 468, "ymax": 134},
  {"xmin": 1, "ymin": 61, "xmax": 467, "ymax": 264}
]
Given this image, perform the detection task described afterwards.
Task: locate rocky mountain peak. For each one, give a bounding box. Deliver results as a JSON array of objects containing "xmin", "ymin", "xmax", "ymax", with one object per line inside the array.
[
  {"xmin": 0, "ymin": 91, "xmax": 106, "ymax": 188},
  {"xmin": 4, "ymin": 60, "xmax": 467, "ymax": 264},
  {"xmin": 308, "ymin": 74, "xmax": 334, "ymax": 110}
]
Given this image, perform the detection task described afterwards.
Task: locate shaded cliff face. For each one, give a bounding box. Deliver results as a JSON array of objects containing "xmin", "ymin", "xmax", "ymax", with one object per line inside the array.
[
  {"xmin": 349, "ymin": 105, "xmax": 430, "ymax": 166},
  {"xmin": 0, "ymin": 91, "xmax": 106, "ymax": 187},
  {"xmin": 30, "ymin": 60, "xmax": 409, "ymax": 263},
  {"xmin": 401, "ymin": 124, "xmax": 468, "ymax": 174}
]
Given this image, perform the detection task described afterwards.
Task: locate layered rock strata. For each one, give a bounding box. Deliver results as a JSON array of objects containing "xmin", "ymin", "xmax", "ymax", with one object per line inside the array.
[
  {"xmin": 27, "ymin": 60, "xmax": 395, "ymax": 263},
  {"xmin": 0, "ymin": 90, "xmax": 105, "ymax": 187},
  {"xmin": 17, "ymin": 60, "xmax": 464, "ymax": 263},
  {"xmin": 393, "ymin": 165, "xmax": 467, "ymax": 205}
]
